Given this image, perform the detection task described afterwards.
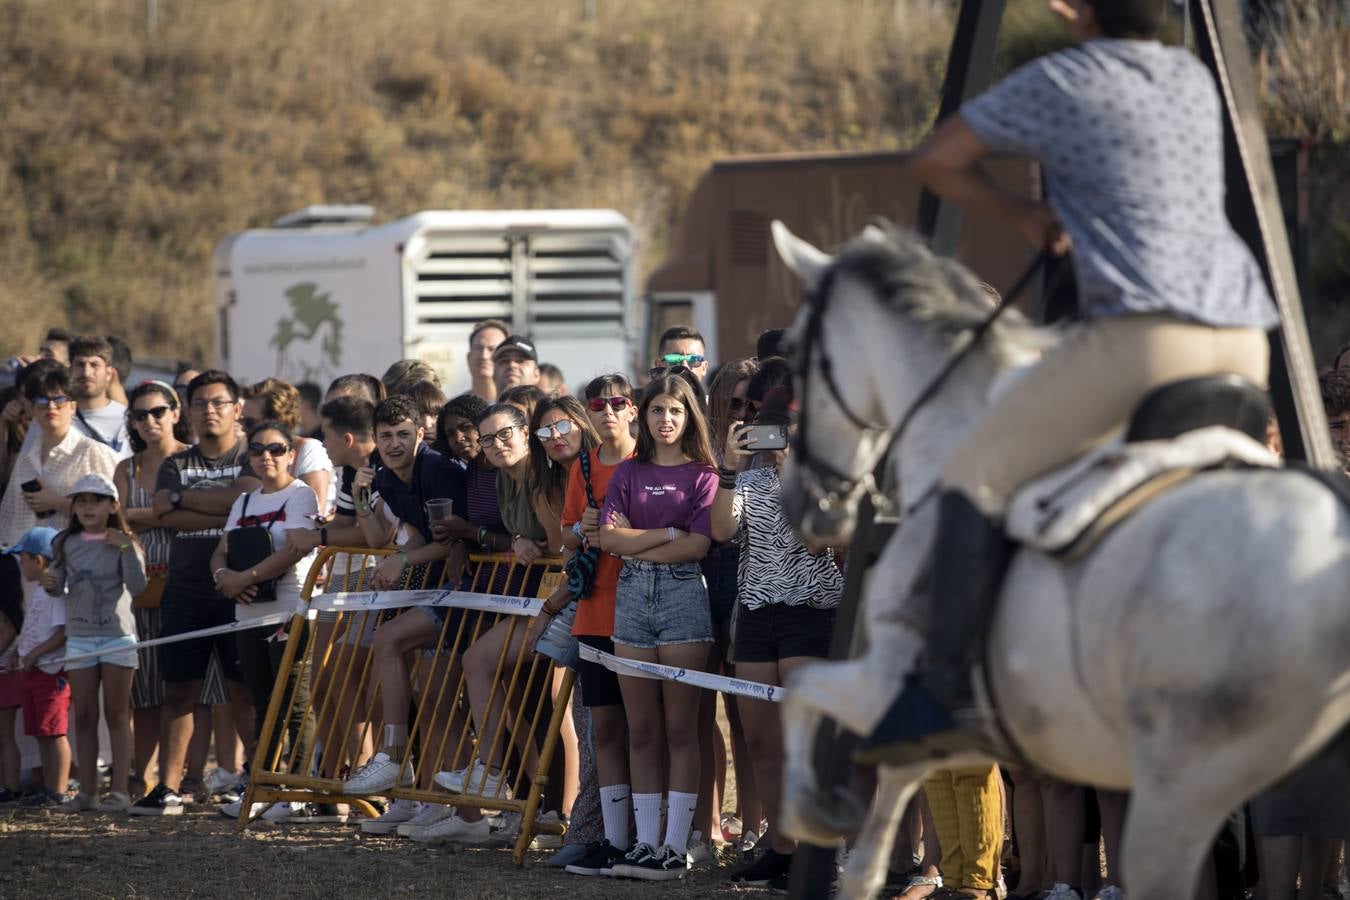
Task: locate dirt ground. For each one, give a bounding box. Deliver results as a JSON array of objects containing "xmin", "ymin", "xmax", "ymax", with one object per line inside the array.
[{"xmin": 0, "ymin": 803, "xmax": 782, "ymax": 899}]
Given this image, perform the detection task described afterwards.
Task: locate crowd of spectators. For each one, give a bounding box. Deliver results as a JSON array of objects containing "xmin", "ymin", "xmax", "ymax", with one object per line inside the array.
[{"xmin": 0, "ymin": 320, "xmax": 844, "ymax": 892}]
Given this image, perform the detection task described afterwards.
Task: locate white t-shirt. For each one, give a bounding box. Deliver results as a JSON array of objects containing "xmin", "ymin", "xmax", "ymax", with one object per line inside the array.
[
  {"xmin": 15, "ymin": 586, "xmax": 67, "ymax": 674},
  {"xmin": 73, "ymin": 400, "xmax": 133, "ymax": 461},
  {"xmin": 224, "ymin": 480, "xmax": 319, "ymax": 621},
  {"xmin": 292, "ymin": 437, "xmax": 335, "ymax": 516}
]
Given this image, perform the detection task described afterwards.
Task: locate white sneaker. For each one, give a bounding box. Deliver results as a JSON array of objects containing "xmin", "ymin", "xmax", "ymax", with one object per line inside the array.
[
  {"xmin": 262, "ymin": 801, "xmax": 303, "ymax": 823},
  {"xmin": 411, "ymin": 812, "xmax": 492, "ymax": 845},
  {"xmin": 217, "ymin": 799, "xmax": 268, "ymax": 820},
  {"xmin": 343, "ymin": 752, "xmax": 414, "ymax": 795},
  {"xmin": 203, "ymin": 767, "xmax": 241, "ymax": 797},
  {"xmin": 359, "ymin": 797, "xmax": 420, "ymax": 835},
  {"xmin": 396, "ymin": 802, "xmax": 456, "ymax": 838},
  {"xmin": 96, "ymin": 792, "xmax": 132, "ymax": 813},
  {"xmin": 687, "ymin": 833, "xmax": 711, "ymax": 865},
  {"xmin": 432, "ymin": 760, "xmax": 511, "ymax": 798}
]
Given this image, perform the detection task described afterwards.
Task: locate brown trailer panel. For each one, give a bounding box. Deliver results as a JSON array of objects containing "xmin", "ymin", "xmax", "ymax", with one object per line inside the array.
[{"xmin": 646, "ymin": 150, "xmax": 1041, "ymax": 364}]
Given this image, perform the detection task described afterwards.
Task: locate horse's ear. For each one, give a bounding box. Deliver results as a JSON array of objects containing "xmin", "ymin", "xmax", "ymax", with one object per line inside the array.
[{"xmin": 771, "ymin": 221, "xmax": 831, "ymax": 292}]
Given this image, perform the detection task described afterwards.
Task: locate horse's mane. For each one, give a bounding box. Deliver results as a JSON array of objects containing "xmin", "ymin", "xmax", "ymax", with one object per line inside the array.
[{"xmin": 820, "ymin": 225, "xmax": 1050, "ymax": 365}]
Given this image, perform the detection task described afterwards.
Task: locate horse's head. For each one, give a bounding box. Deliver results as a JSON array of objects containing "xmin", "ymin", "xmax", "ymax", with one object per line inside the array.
[
  {"xmin": 771, "ymin": 221, "xmax": 895, "ymax": 546},
  {"xmin": 771, "ymin": 221, "xmax": 1037, "ymax": 548}
]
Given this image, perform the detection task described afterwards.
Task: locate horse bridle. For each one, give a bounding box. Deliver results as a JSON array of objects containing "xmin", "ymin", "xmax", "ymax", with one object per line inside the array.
[{"xmin": 791, "ymin": 253, "xmax": 1048, "ymax": 519}]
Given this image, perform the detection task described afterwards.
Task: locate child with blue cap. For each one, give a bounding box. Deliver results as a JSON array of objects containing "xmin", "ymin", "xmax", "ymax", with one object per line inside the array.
[{"xmin": 0, "ymin": 525, "xmax": 70, "ymax": 807}]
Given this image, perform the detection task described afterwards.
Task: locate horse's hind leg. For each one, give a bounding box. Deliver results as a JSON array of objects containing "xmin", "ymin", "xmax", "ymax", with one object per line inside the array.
[
  {"xmin": 1122, "ymin": 753, "xmax": 1255, "ymax": 900},
  {"xmin": 837, "ymin": 764, "xmax": 927, "ymax": 900}
]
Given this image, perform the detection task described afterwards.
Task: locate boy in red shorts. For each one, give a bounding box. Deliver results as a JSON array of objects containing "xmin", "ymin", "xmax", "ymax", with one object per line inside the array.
[{"xmin": 1, "ymin": 527, "xmax": 71, "ymax": 807}]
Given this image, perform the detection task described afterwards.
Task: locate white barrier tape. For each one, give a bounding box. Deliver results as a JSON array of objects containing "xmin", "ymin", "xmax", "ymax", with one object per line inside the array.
[
  {"xmin": 310, "ymin": 589, "xmax": 545, "ymax": 618},
  {"xmin": 58, "ymin": 610, "xmax": 308, "ymax": 667},
  {"xmin": 578, "ymin": 643, "xmax": 785, "ymax": 703}
]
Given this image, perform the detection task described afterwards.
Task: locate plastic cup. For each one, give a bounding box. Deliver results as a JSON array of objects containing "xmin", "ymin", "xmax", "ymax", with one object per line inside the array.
[{"xmin": 424, "ymin": 498, "xmax": 453, "ymax": 523}]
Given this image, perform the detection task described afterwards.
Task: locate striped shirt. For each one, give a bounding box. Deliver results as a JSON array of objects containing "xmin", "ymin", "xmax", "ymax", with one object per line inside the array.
[{"xmin": 731, "ymin": 467, "xmax": 843, "ymax": 611}]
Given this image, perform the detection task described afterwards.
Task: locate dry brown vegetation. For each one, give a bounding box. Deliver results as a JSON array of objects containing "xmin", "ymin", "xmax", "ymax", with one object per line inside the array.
[{"xmin": 0, "ymin": 0, "xmax": 1345, "ymax": 363}]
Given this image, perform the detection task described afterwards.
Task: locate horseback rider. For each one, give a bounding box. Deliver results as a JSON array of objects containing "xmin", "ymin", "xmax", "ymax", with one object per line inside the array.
[{"xmin": 860, "ymin": 0, "xmax": 1278, "ymax": 763}]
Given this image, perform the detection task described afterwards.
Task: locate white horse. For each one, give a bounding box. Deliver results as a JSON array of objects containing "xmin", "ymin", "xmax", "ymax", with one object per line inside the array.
[{"xmin": 769, "ymin": 221, "xmax": 1350, "ymax": 900}]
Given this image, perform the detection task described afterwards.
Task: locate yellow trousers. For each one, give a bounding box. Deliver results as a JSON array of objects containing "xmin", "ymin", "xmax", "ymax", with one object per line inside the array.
[{"xmin": 924, "ymin": 765, "xmax": 1003, "ymax": 891}]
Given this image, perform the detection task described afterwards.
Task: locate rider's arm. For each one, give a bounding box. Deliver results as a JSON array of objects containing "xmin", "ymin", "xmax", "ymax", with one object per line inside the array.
[{"xmin": 903, "ymin": 117, "xmax": 1049, "ymax": 248}]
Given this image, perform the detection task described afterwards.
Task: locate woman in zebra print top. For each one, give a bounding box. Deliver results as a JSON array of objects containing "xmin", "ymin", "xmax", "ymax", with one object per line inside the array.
[{"xmin": 709, "ymin": 379, "xmax": 842, "ymax": 888}]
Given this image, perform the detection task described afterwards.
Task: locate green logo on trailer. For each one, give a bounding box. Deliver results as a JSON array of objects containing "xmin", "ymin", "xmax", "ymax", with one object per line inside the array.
[{"xmin": 269, "ymin": 282, "xmax": 343, "ymax": 383}]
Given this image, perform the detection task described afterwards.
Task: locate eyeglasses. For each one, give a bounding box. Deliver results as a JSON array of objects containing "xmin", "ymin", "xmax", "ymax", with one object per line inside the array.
[
  {"xmin": 534, "ymin": 419, "xmax": 576, "ymax": 440},
  {"xmin": 32, "ymin": 395, "xmax": 72, "ymax": 409},
  {"xmin": 132, "ymin": 405, "xmax": 171, "ymax": 423},
  {"xmin": 476, "ymin": 425, "xmax": 521, "ymax": 449},
  {"xmin": 587, "ymin": 396, "xmax": 630, "ymax": 412},
  {"xmin": 248, "ymin": 442, "xmax": 291, "ymax": 457},
  {"xmin": 189, "ymin": 398, "xmax": 234, "ymax": 412}
]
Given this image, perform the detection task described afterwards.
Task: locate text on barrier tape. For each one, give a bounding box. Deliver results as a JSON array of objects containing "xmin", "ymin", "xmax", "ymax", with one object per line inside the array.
[
  {"xmin": 577, "ymin": 643, "xmax": 785, "ymax": 703},
  {"xmin": 309, "ymin": 590, "xmax": 544, "ymax": 617}
]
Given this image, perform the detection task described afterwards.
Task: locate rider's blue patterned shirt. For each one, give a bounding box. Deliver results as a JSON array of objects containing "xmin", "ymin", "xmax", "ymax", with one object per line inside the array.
[{"xmin": 960, "ymin": 38, "xmax": 1278, "ymax": 330}]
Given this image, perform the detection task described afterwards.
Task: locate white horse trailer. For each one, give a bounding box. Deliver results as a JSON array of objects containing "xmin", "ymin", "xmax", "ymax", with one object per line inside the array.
[{"xmin": 213, "ymin": 207, "xmax": 639, "ymax": 391}]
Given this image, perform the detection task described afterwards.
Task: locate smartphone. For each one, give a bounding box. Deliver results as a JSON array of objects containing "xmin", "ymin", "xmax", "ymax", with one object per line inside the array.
[
  {"xmin": 743, "ymin": 424, "xmax": 788, "ymax": 451},
  {"xmin": 20, "ymin": 480, "xmax": 40, "ymax": 493}
]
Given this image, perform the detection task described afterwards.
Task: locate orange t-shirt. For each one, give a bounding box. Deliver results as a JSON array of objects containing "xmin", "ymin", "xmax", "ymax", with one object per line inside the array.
[{"xmin": 563, "ymin": 447, "xmax": 633, "ymax": 637}]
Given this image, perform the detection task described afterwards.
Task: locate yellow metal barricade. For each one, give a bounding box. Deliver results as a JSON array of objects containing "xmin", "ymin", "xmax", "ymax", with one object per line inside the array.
[{"xmin": 243, "ymin": 546, "xmax": 573, "ymax": 864}]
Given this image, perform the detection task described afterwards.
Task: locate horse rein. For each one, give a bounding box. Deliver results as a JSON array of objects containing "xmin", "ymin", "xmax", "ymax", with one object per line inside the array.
[{"xmin": 793, "ymin": 251, "xmax": 1049, "ymax": 519}]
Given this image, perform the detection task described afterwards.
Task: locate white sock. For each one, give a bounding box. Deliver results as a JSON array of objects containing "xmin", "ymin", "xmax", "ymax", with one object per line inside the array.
[
  {"xmin": 599, "ymin": 784, "xmax": 631, "ymax": 850},
  {"xmin": 663, "ymin": 790, "xmax": 699, "ymax": 854},
  {"xmin": 632, "ymin": 793, "xmax": 663, "ymax": 849}
]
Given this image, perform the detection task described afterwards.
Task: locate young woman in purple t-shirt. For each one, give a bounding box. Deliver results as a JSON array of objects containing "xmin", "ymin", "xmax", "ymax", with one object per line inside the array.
[{"xmin": 599, "ymin": 373, "xmax": 718, "ymax": 881}]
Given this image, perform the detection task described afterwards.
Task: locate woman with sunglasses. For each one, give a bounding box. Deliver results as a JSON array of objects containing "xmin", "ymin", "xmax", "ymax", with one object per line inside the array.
[
  {"xmin": 600, "ymin": 373, "xmax": 719, "ymax": 881},
  {"xmin": 113, "ymin": 381, "xmax": 191, "ymax": 798},
  {"xmin": 242, "ymin": 379, "xmax": 333, "ymax": 519},
  {"xmin": 428, "ymin": 399, "xmax": 597, "ymax": 845},
  {"xmin": 209, "ymin": 421, "xmax": 318, "ymax": 817}
]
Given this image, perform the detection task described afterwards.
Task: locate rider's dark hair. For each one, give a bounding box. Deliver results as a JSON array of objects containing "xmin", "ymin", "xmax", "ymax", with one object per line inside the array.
[{"xmin": 1084, "ymin": 0, "xmax": 1164, "ymax": 39}]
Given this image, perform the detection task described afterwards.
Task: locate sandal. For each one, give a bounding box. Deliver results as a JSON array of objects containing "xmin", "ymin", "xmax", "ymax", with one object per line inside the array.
[{"xmin": 893, "ymin": 874, "xmax": 944, "ymax": 899}]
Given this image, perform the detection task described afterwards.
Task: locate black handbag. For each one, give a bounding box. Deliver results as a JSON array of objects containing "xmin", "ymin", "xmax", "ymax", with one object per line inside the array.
[
  {"xmin": 225, "ymin": 492, "xmax": 288, "ymax": 604},
  {"xmin": 564, "ymin": 451, "xmax": 602, "ymax": 602}
]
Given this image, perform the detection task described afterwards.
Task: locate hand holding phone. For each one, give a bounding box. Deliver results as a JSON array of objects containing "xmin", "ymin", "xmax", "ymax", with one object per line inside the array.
[{"xmin": 743, "ymin": 424, "xmax": 787, "ymax": 452}]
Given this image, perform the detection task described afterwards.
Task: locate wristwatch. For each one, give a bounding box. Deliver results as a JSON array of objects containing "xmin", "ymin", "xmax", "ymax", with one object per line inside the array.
[{"xmin": 168, "ymin": 490, "xmax": 183, "ymax": 510}]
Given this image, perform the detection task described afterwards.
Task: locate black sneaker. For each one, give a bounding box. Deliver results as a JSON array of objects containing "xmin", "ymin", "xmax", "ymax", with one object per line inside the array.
[
  {"xmin": 767, "ymin": 871, "xmax": 790, "ymax": 893},
  {"xmin": 729, "ymin": 848, "xmax": 794, "ymax": 885},
  {"xmin": 0, "ymin": 788, "xmax": 18, "ymax": 804},
  {"xmin": 611, "ymin": 844, "xmax": 690, "ymax": 881},
  {"xmin": 128, "ymin": 783, "xmax": 184, "ymax": 816},
  {"xmin": 19, "ymin": 789, "xmax": 62, "ymax": 808},
  {"xmin": 565, "ymin": 840, "xmax": 627, "ymax": 877}
]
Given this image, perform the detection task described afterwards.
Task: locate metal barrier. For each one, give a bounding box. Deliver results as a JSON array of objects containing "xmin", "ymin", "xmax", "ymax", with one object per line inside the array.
[{"xmin": 242, "ymin": 546, "xmax": 572, "ymax": 864}]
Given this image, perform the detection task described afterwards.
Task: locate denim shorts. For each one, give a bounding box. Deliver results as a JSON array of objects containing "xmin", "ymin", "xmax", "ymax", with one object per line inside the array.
[
  {"xmin": 65, "ymin": 634, "xmax": 140, "ymax": 671},
  {"xmin": 613, "ymin": 560, "xmax": 713, "ymax": 650}
]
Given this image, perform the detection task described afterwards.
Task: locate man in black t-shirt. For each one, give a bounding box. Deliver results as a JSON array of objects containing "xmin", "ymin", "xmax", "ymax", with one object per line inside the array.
[{"xmin": 129, "ymin": 371, "xmax": 260, "ymax": 816}]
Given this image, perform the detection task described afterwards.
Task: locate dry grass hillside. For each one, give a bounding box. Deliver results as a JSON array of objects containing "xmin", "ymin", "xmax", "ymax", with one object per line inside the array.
[{"xmin": 0, "ymin": 0, "xmax": 1345, "ymax": 364}]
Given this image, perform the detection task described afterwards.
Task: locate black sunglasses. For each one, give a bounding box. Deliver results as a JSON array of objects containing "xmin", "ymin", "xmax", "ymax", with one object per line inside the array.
[
  {"xmin": 131, "ymin": 405, "xmax": 172, "ymax": 423},
  {"xmin": 248, "ymin": 442, "xmax": 291, "ymax": 457}
]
